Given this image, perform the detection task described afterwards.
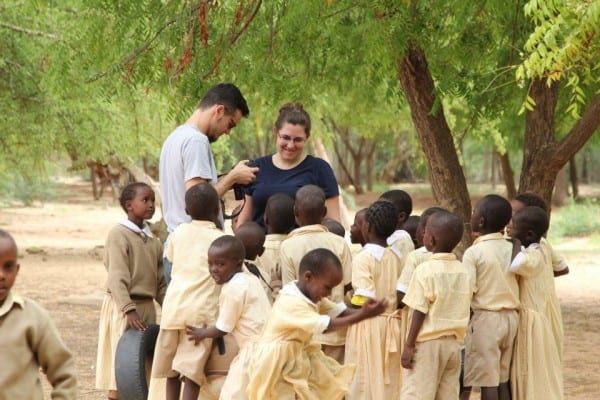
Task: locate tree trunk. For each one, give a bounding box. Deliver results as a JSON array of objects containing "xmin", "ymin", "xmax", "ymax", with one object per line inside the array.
[
  {"xmin": 397, "ymin": 41, "xmax": 472, "ymax": 250},
  {"xmin": 553, "ymin": 165, "xmax": 568, "ymax": 207},
  {"xmin": 519, "ymin": 81, "xmax": 600, "ymax": 208},
  {"xmin": 497, "ymin": 151, "xmax": 517, "ymax": 199},
  {"xmin": 569, "ymin": 156, "xmax": 579, "ymax": 200}
]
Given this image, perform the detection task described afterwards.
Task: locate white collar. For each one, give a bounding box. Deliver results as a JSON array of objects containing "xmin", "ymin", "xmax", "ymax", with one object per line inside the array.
[
  {"xmin": 280, "ymin": 281, "xmax": 317, "ymax": 307},
  {"xmin": 119, "ymin": 219, "xmax": 154, "ymax": 238},
  {"xmin": 386, "ymin": 229, "xmax": 411, "ymax": 246},
  {"xmin": 362, "ymin": 243, "xmax": 386, "ymax": 261}
]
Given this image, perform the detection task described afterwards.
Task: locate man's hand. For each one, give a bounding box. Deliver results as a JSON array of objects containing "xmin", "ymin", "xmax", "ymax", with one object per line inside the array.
[
  {"xmin": 230, "ymin": 160, "xmax": 259, "ymax": 185},
  {"xmin": 126, "ymin": 310, "xmax": 147, "ymax": 331}
]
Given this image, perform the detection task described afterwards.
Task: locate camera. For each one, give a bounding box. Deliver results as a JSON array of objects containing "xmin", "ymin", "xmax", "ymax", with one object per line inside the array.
[{"xmin": 233, "ymin": 160, "xmax": 257, "ymax": 201}]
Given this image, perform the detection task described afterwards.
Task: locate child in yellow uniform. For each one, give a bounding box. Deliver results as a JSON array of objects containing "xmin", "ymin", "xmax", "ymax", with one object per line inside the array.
[
  {"xmin": 280, "ymin": 184, "xmax": 353, "ymax": 362},
  {"xmin": 401, "ymin": 211, "xmax": 474, "ymax": 400},
  {"xmin": 257, "ymin": 193, "xmax": 295, "ymax": 301},
  {"xmin": 150, "ymin": 183, "xmax": 225, "ymax": 400},
  {"xmin": 235, "ymin": 221, "xmax": 272, "ymax": 299},
  {"xmin": 379, "ymin": 189, "xmax": 415, "ymax": 264},
  {"xmin": 185, "ymin": 236, "xmax": 271, "ymax": 400},
  {"xmin": 246, "ymin": 248, "xmax": 389, "ymax": 400},
  {"xmin": 463, "ymin": 194, "xmax": 520, "ymax": 400},
  {"xmin": 396, "ymin": 206, "xmax": 446, "ymax": 380},
  {"xmin": 345, "ymin": 201, "xmax": 403, "ymax": 399},
  {"xmin": 509, "ymin": 206, "xmax": 563, "ymax": 400},
  {"xmin": 0, "ymin": 230, "xmax": 77, "ymax": 399},
  {"xmin": 508, "ymin": 191, "xmax": 567, "ymax": 359},
  {"xmin": 96, "ymin": 182, "xmax": 166, "ymax": 399}
]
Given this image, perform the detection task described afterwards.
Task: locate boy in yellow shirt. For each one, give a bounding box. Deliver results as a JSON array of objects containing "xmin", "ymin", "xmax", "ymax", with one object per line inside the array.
[
  {"xmin": 150, "ymin": 183, "xmax": 224, "ymax": 400},
  {"xmin": 401, "ymin": 211, "xmax": 474, "ymax": 400}
]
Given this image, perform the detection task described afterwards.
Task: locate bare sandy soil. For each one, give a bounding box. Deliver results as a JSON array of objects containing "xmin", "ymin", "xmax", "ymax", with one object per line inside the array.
[{"xmin": 1, "ymin": 179, "xmax": 598, "ymax": 399}]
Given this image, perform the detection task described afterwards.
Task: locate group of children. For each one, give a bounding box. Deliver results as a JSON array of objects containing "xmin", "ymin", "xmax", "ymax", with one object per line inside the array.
[{"xmin": 0, "ymin": 180, "xmax": 568, "ymax": 400}]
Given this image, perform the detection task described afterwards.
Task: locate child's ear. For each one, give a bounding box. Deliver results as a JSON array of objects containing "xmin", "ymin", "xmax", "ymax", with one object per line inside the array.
[
  {"xmin": 322, "ymin": 206, "xmax": 327, "ymax": 218},
  {"xmin": 257, "ymin": 245, "xmax": 265, "ymax": 258},
  {"xmin": 398, "ymin": 211, "xmax": 408, "ymax": 225},
  {"xmin": 303, "ymin": 270, "xmax": 313, "ymax": 281}
]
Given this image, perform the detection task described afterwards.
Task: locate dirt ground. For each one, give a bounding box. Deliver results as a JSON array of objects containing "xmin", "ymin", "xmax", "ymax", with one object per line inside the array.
[{"xmin": 1, "ymin": 179, "xmax": 599, "ymax": 399}]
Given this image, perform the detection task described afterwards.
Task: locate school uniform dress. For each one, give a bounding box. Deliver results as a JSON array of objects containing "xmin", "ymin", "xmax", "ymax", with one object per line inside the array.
[
  {"xmin": 257, "ymin": 233, "xmax": 287, "ymax": 302},
  {"xmin": 401, "ymin": 253, "xmax": 474, "ymax": 400},
  {"xmin": 246, "ymin": 282, "xmax": 355, "ymax": 400},
  {"xmin": 96, "ymin": 220, "xmax": 165, "ymax": 391},
  {"xmin": 151, "ymin": 220, "xmax": 224, "ymax": 386},
  {"xmin": 541, "ymin": 237, "xmax": 567, "ymax": 359},
  {"xmin": 387, "ymin": 229, "xmax": 415, "ymax": 268},
  {"xmin": 462, "ymin": 232, "xmax": 520, "ymax": 387},
  {"xmin": 280, "ymin": 224, "xmax": 353, "ymax": 362},
  {"xmin": 0, "ymin": 291, "xmax": 77, "ymax": 399},
  {"xmin": 345, "ymin": 244, "xmax": 403, "ymax": 400},
  {"xmin": 396, "ymin": 246, "xmax": 432, "ymax": 359},
  {"xmin": 217, "ymin": 271, "xmax": 272, "ymax": 400},
  {"xmin": 509, "ymin": 243, "xmax": 564, "ymax": 400}
]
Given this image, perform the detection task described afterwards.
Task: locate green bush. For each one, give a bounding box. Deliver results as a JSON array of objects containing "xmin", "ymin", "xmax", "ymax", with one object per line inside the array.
[{"xmin": 549, "ymin": 199, "xmax": 600, "ymax": 239}]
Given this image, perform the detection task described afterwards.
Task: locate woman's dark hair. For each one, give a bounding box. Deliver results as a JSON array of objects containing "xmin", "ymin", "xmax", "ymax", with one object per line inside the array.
[{"xmin": 274, "ymin": 102, "xmax": 311, "ymax": 137}]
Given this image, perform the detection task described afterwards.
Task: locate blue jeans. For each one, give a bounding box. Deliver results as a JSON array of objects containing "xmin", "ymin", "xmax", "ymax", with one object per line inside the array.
[{"xmin": 162, "ymin": 234, "xmax": 173, "ymax": 284}]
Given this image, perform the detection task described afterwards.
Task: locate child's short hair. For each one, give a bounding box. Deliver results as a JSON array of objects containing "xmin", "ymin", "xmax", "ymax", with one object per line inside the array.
[
  {"xmin": 514, "ymin": 192, "xmax": 548, "ymax": 213},
  {"xmin": 235, "ymin": 221, "xmax": 266, "ymax": 251},
  {"xmin": 209, "ymin": 235, "xmax": 246, "ymax": 261},
  {"xmin": 265, "ymin": 193, "xmax": 295, "ymax": 234},
  {"xmin": 476, "ymin": 194, "xmax": 512, "ymax": 232},
  {"xmin": 185, "ymin": 183, "xmax": 219, "ymax": 221},
  {"xmin": 427, "ymin": 211, "xmax": 464, "ymax": 252},
  {"xmin": 366, "ymin": 200, "xmax": 398, "ymax": 239},
  {"xmin": 403, "ymin": 215, "xmax": 420, "ymax": 247},
  {"xmin": 322, "ymin": 218, "xmax": 345, "ymax": 238},
  {"xmin": 119, "ymin": 182, "xmax": 152, "ymax": 213},
  {"xmin": 512, "ymin": 206, "xmax": 549, "ymax": 239},
  {"xmin": 299, "ymin": 248, "xmax": 342, "ymax": 276},
  {"xmin": 295, "ymin": 185, "xmax": 326, "ymax": 223},
  {"xmin": 379, "ymin": 189, "xmax": 413, "ymax": 216}
]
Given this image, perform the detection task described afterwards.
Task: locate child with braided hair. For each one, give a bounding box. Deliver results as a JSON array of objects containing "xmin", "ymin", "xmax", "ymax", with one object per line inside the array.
[{"xmin": 345, "ymin": 200, "xmax": 404, "ymax": 399}]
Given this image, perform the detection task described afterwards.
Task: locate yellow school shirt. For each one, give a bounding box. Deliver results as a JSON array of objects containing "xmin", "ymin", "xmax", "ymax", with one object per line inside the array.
[
  {"xmin": 0, "ymin": 292, "xmax": 77, "ymax": 399},
  {"xmin": 280, "ymin": 224, "xmax": 352, "ymax": 346},
  {"xmin": 160, "ymin": 220, "xmax": 224, "ymax": 328},
  {"xmin": 396, "ymin": 246, "xmax": 431, "ymax": 294},
  {"xmin": 462, "ymin": 232, "xmax": 520, "ymax": 311},
  {"xmin": 216, "ymin": 271, "xmax": 271, "ymax": 349},
  {"xmin": 403, "ymin": 253, "xmax": 474, "ymax": 342},
  {"xmin": 387, "ymin": 229, "xmax": 415, "ymax": 267}
]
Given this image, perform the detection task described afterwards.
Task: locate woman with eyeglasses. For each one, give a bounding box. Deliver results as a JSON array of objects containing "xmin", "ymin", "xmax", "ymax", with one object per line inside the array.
[{"xmin": 236, "ymin": 102, "xmax": 341, "ymax": 230}]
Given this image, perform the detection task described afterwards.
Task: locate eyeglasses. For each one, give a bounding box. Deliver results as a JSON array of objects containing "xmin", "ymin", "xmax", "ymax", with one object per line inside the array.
[{"xmin": 278, "ymin": 132, "xmax": 306, "ymax": 144}]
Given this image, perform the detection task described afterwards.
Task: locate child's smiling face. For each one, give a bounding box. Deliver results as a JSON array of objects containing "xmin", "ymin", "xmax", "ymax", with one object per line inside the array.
[
  {"xmin": 0, "ymin": 236, "xmax": 19, "ymax": 306},
  {"xmin": 299, "ymin": 263, "xmax": 342, "ymax": 303},
  {"xmin": 208, "ymin": 246, "xmax": 243, "ymax": 285}
]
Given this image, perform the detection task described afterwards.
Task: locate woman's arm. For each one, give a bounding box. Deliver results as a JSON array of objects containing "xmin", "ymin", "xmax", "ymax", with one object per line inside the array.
[
  {"xmin": 325, "ymin": 195, "xmax": 341, "ymax": 222},
  {"xmin": 235, "ymin": 194, "xmax": 254, "ymax": 227}
]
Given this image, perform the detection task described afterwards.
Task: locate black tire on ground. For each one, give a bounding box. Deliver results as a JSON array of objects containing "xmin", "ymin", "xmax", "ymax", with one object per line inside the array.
[{"xmin": 115, "ymin": 324, "xmax": 160, "ymax": 400}]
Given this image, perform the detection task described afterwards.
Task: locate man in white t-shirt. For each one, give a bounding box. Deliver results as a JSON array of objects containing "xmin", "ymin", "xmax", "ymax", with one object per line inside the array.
[{"xmin": 159, "ymin": 83, "xmax": 258, "ymax": 282}]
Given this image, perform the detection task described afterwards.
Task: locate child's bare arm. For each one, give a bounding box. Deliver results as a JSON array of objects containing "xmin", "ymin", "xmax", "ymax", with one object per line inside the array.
[
  {"xmin": 185, "ymin": 324, "xmax": 227, "ymax": 344},
  {"xmin": 401, "ymin": 309, "xmax": 426, "ymax": 369},
  {"xmin": 397, "ymin": 290, "xmax": 406, "ymax": 309},
  {"xmin": 325, "ymin": 298, "xmax": 388, "ymax": 332}
]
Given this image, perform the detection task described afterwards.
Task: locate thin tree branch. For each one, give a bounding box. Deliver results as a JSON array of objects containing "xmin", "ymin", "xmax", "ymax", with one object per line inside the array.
[{"xmin": 0, "ymin": 22, "xmax": 58, "ymax": 39}]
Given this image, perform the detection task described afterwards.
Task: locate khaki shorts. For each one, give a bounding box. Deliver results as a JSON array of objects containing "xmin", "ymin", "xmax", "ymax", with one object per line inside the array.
[
  {"xmin": 464, "ymin": 309, "xmax": 518, "ymax": 387},
  {"xmin": 151, "ymin": 328, "xmax": 213, "ymax": 385},
  {"xmin": 401, "ymin": 336, "xmax": 461, "ymax": 400}
]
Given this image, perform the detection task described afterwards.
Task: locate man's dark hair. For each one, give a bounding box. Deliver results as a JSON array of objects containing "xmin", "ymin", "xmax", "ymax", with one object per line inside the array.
[{"xmin": 198, "ymin": 83, "xmax": 249, "ymax": 117}]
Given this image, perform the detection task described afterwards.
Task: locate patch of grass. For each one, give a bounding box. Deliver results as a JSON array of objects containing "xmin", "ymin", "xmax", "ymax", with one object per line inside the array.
[{"xmin": 549, "ymin": 199, "xmax": 600, "ymax": 239}]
